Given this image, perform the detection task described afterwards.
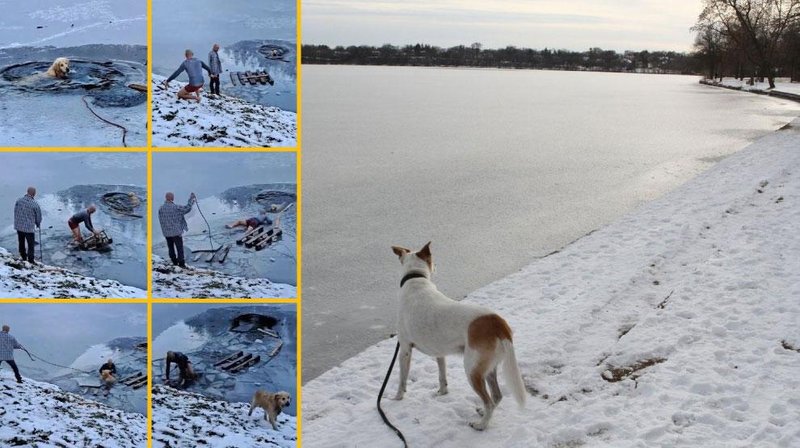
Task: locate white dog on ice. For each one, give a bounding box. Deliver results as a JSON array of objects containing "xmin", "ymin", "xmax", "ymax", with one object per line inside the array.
[{"xmin": 390, "ymin": 242, "xmax": 525, "ymax": 430}]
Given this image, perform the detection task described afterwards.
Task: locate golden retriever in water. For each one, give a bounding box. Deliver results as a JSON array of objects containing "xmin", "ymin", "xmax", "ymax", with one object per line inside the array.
[
  {"xmin": 46, "ymin": 57, "xmax": 70, "ymax": 78},
  {"xmin": 248, "ymin": 390, "xmax": 291, "ymax": 430}
]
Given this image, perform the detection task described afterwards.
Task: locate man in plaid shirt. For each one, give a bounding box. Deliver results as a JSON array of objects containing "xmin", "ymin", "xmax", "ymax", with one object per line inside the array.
[
  {"xmin": 158, "ymin": 192, "xmax": 196, "ymax": 268},
  {"xmin": 14, "ymin": 187, "xmax": 42, "ymax": 263},
  {"xmin": 0, "ymin": 325, "xmax": 25, "ymax": 383}
]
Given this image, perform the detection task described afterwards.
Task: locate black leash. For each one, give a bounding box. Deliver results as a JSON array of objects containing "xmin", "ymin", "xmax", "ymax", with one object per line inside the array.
[
  {"xmin": 26, "ymin": 350, "xmax": 93, "ymax": 374},
  {"xmin": 377, "ymin": 341, "xmax": 408, "ymax": 447}
]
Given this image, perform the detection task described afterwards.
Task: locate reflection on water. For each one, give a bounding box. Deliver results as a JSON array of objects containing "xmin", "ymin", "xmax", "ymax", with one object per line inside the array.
[
  {"xmin": 152, "ymin": 306, "xmax": 297, "ymax": 414},
  {"xmin": 0, "ymin": 184, "xmax": 147, "ymax": 289},
  {"xmin": 153, "ymin": 184, "xmax": 296, "ymax": 285}
]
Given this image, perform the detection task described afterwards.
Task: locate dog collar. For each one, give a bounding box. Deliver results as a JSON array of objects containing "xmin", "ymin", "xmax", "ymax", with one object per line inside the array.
[{"xmin": 400, "ymin": 272, "xmax": 428, "ymax": 288}]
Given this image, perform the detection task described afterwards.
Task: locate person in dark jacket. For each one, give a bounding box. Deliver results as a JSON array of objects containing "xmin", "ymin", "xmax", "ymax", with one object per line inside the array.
[
  {"xmin": 68, "ymin": 205, "xmax": 99, "ymax": 243},
  {"xmin": 165, "ymin": 351, "xmax": 196, "ymax": 387},
  {"xmin": 208, "ymin": 44, "xmax": 222, "ymax": 96},
  {"xmin": 14, "ymin": 186, "xmax": 42, "ymax": 263},
  {"xmin": 99, "ymin": 358, "xmax": 117, "ymax": 386}
]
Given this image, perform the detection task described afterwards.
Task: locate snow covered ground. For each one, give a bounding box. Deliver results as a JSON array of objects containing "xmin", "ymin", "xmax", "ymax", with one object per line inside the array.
[
  {"xmin": 302, "ymin": 118, "xmax": 800, "ymax": 447},
  {"xmin": 151, "ymin": 75, "xmax": 297, "ymax": 147},
  {"xmin": 705, "ymin": 77, "xmax": 800, "ymax": 98},
  {"xmin": 152, "ymin": 255, "xmax": 296, "ymax": 298},
  {"xmin": 152, "ymin": 385, "xmax": 296, "ymax": 448},
  {"xmin": 0, "ymin": 372, "xmax": 146, "ymax": 447},
  {"xmin": 0, "ymin": 247, "xmax": 145, "ymax": 298}
]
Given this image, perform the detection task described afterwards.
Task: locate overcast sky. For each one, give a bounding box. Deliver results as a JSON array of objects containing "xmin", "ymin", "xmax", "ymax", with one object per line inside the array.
[{"xmin": 303, "ymin": 0, "xmax": 703, "ymax": 51}]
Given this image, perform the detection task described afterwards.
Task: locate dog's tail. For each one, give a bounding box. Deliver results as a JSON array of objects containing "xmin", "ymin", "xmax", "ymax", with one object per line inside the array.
[{"xmin": 501, "ymin": 339, "xmax": 526, "ymax": 408}]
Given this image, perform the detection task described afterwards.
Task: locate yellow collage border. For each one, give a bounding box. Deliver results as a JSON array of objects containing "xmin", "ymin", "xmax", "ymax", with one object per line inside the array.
[{"xmin": 0, "ymin": 0, "xmax": 303, "ymax": 445}]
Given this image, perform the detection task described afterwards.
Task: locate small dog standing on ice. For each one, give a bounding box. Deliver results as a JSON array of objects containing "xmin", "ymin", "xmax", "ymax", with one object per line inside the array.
[{"xmin": 390, "ymin": 242, "xmax": 525, "ymax": 430}]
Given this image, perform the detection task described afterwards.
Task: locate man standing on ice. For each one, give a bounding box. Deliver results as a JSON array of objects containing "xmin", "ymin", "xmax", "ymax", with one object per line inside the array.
[
  {"xmin": 163, "ymin": 49, "xmax": 212, "ymax": 103},
  {"xmin": 0, "ymin": 325, "xmax": 25, "ymax": 383},
  {"xmin": 13, "ymin": 186, "xmax": 41, "ymax": 264},
  {"xmin": 158, "ymin": 192, "xmax": 196, "ymax": 268},
  {"xmin": 208, "ymin": 44, "xmax": 222, "ymax": 96}
]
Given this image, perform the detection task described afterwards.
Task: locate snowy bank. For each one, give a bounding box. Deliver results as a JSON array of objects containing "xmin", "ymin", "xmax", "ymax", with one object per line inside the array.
[
  {"xmin": 152, "ymin": 385, "xmax": 296, "ymax": 448},
  {"xmin": 152, "ymin": 255, "xmax": 296, "ymax": 299},
  {"xmin": 0, "ymin": 248, "xmax": 145, "ymax": 298},
  {"xmin": 151, "ymin": 74, "xmax": 297, "ymax": 147},
  {"xmin": 701, "ymin": 77, "xmax": 800, "ymax": 102},
  {"xmin": 303, "ymin": 118, "xmax": 800, "ymax": 447},
  {"xmin": 0, "ymin": 373, "xmax": 146, "ymax": 447}
]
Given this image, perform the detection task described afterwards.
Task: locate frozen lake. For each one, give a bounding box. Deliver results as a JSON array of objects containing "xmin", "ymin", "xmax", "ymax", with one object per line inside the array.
[
  {"xmin": 301, "ymin": 66, "xmax": 800, "ymax": 380},
  {"xmin": 152, "ymin": 0, "xmax": 296, "ymax": 112},
  {"xmin": 0, "ymin": 0, "xmax": 145, "ymax": 48},
  {"xmin": 151, "ymin": 153, "xmax": 296, "ymax": 285},
  {"xmin": 0, "ymin": 153, "xmax": 147, "ymax": 289}
]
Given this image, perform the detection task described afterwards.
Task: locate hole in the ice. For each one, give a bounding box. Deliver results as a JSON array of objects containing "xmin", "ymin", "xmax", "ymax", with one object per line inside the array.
[
  {"xmin": 229, "ymin": 313, "xmax": 278, "ymax": 332},
  {"xmin": 0, "ymin": 60, "xmax": 146, "ymax": 107}
]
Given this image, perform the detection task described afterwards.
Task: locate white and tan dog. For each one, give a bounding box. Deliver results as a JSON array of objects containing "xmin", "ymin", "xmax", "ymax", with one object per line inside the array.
[
  {"xmin": 46, "ymin": 57, "xmax": 71, "ymax": 78},
  {"xmin": 390, "ymin": 242, "xmax": 525, "ymax": 430}
]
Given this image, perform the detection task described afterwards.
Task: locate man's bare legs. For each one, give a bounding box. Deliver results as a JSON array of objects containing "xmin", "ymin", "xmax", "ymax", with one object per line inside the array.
[{"xmin": 177, "ymin": 87, "xmax": 201, "ymax": 103}]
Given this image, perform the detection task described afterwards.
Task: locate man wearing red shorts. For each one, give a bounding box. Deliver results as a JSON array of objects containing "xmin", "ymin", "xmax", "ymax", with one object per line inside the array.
[{"xmin": 163, "ymin": 49, "xmax": 212, "ymax": 103}]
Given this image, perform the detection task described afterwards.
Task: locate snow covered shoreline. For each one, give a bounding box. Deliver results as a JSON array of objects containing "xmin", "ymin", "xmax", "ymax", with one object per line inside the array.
[
  {"xmin": 151, "ymin": 74, "xmax": 297, "ymax": 147},
  {"xmin": 0, "ymin": 373, "xmax": 146, "ymax": 447},
  {"xmin": 0, "ymin": 247, "xmax": 145, "ymax": 298},
  {"xmin": 701, "ymin": 77, "xmax": 800, "ymax": 102},
  {"xmin": 303, "ymin": 118, "xmax": 800, "ymax": 446},
  {"xmin": 152, "ymin": 255, "xmax": 296, "ymax": 298},
  {"xmin": 152, "ymin": 385, "xmax": 297, "ymax": 447}
]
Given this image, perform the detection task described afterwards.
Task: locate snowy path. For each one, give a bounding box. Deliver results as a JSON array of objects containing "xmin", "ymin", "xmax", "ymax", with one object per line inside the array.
[{"xmin": 302, "ymin": 119, "xmax": 800, "ymax": 447}]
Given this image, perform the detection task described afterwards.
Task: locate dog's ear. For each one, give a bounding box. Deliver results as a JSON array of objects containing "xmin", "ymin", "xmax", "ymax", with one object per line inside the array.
[
  {"xmin": 391, "ymin": 245, "xmax": 410, "ymax": 260},
  {"xmin": 416, "ymin": 241, "xmax": 432, "ymax": 267}
]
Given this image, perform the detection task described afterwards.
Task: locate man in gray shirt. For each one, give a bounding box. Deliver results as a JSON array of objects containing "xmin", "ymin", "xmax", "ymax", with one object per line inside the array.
[
  {"xmin": 13, "ymin": 186, "xmax": 42, "ymax": 263},
  {"xmin": 68, "ymin": 205, "xmax": 100, "ymax": 244},
  {"xmin": 158, "ymin": 192, "xmax": 196, "ymax": 268},
  {"xmin": 0, "ymin": 325, "xmax": 25, "ymax": 383},
  {"xmin": 208, "ymin": 43, "xmax": 222, "ymax": 96},
  {"xmin": 163, "ymin": 49, "xmax": 212, "ymax": 102}
]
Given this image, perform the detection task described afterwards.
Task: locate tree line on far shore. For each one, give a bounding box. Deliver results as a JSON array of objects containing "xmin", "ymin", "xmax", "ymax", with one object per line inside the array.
[
  {"xmin": 303, "ymin": 0, "xmax": 799, "ymax": 87},
  {"xmin": 693, "ymin": 0, "xmax": 799, "ymax": 88}
]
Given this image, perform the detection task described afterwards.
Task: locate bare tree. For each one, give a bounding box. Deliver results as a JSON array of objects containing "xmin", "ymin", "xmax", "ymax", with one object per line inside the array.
[{"xmin": 699, "ymin": 0, "xmax": 800, "ymax": 88}]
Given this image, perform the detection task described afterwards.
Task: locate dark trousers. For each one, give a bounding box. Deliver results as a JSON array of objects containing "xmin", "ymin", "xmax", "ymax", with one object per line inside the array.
[
  {"xmin": 1, "ymin": 359, "xmax": 22, "ymax": 381},
  {"xmin": 210, "ymin": 75, "xmax": 220, "ymax": 95},
  {"xmin": 17, "ymin": 231, "xmax": 35, "ymax": 262},
  {"xmin": 166, "ymin": 236, "xmax": 185, "ymax": 267}
]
